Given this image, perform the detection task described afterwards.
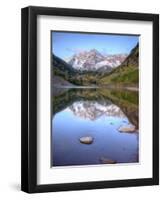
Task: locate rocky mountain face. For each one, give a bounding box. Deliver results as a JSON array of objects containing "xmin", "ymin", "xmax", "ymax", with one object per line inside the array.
[
  {"xmin": 120, "ymin": 43, "xmax": 139, "ymax": 68},
  {"xmin": 52, "ymin": 75, "xmax": 74, "ymax": 87},
  {"xmin": 68, "ymin": 49, "xmax": 127, "ymax": 72},
  {"xmin": 52, "ymin": 54, "xmax": 78, "ymax": 85},
  {"xmin": 52, "ymin": 54, "xmax": 76, "ymax": 75},
  {"xmin": 52, "ymin": 44, "xmax": 138, "ymax": 86},
  {"xmin": 99, "ymin": 43, "xmax": 139, "ymax": 86}
]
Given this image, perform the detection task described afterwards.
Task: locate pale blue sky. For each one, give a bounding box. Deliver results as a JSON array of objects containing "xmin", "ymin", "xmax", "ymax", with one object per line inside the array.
[{"xmin": 52, "ymin": 31, "xmax": 139, "ymax": 60}]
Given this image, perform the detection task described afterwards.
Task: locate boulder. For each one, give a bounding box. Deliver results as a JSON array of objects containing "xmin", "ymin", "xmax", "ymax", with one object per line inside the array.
[
  {"xmin": 118, "ymin": 125, "xmax": 136, "ymax": 133},
  {"xmin": 79, "ymin": 136, "xmax": 93, "ymax": 144},
  {"xmin": 100, "ymin": 157, "xmax": 117, "ymax": 164}
]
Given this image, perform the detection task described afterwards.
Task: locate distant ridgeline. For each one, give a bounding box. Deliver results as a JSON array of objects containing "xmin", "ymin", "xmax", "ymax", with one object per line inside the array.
[{"xmin": 52, "ymin": 43, "xmax": 139, "ymax": 87}]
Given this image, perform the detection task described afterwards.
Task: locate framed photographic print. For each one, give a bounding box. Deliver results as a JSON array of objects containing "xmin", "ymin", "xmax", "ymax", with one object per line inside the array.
[{"xmin": 21, "ymin": 6, "xmax": 159, "ymax": 193}]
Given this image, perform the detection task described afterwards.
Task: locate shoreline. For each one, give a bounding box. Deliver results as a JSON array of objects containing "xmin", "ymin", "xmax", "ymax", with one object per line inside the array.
[{"xmin": 53, "ymin": 85, "xmax": 139, "ymax": 91}]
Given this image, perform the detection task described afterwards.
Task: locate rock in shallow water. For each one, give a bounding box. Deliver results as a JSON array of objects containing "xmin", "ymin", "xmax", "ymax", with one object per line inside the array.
[
  {"xmin": 100, "ymin": 157, "xmax": 117, "ymax": 164},
  {"xmin": 79, "ymin": 136, "xmax": 93, "ymax": 144},
  {"xmin": 118, "ymin": 125, "xmax": 136, "ymax": 133}
]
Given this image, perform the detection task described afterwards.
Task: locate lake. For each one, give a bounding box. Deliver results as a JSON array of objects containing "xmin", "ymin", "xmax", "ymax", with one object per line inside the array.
[{"xmin": 52, "ymin": 88, "xmax": 139, "ymax": 167}]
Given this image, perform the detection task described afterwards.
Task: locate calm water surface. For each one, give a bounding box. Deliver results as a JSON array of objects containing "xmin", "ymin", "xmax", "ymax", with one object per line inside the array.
[{"xmin": 52, "ymin": 88, "xmax": 139, "ymax": 166}]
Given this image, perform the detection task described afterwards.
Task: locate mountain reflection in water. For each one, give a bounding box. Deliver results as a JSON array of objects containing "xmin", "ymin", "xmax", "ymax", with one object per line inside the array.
[
  {"xmin": 69, "ymin": 101, "xmax": 126, "ymax": 120},
  {"xmin": 52, "ymin": 88, "xmax": 139, "ymax": 166}
]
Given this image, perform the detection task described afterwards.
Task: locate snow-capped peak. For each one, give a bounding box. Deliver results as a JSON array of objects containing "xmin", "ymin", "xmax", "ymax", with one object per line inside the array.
[{"xmin": 68, "ymin": 49, "xmax": 127, "ymax": 72}]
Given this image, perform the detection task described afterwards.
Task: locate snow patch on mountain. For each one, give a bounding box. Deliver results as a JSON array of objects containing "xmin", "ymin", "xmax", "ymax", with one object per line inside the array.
[{"xmin": 67, "ymin": 49, "xmax": 127, "ymax": 71}]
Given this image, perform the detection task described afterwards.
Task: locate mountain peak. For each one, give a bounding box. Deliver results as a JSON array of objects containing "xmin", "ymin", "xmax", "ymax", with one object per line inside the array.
[
  {"xmin": 90, "ymin": 49, "xmax": 100, "ymax": 53},
  {"xmin": 68, "ymin": 49, "xmax": 127, "ymax": 71}
]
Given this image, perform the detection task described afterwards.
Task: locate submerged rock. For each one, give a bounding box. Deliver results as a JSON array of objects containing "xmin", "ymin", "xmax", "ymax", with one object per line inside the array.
[
  {"xmin": 100, "ymin": 157, "xmax": 117, "ymax": 164},
  {"xmin": 118, "ymin": 125, "xmax": 136, "ymax": 133},
  {"xmin": 79, "ymin": 136, "xmax": 93, "ymax": 144}
]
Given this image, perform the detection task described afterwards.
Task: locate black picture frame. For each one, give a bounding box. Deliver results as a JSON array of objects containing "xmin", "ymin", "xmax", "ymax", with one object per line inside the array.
[{"xmin": 21, "ymin": 6, "xmax": 159, "ymax": 193}]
